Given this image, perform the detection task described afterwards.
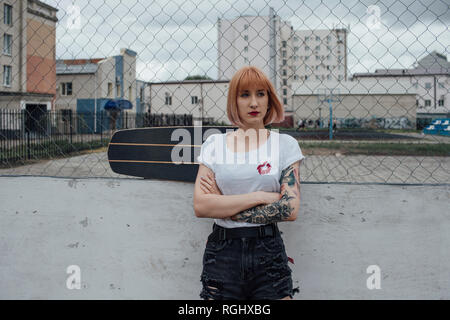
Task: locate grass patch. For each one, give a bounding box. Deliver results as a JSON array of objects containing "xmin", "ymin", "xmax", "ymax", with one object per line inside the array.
[
  {"xmin": 275, "ymin": 127, "xmax": 421, "ymax": 134},
  {"xmin": 300, "ymin": 141, "xmax": 450, "ymax": 156},
  {"xmin": 0, "ymin": 139, "xmax": 109, "ymax": 168}
]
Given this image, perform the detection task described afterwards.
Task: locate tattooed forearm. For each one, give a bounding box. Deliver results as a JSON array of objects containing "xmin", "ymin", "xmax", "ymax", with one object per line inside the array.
[
  {"xmin": 230, "ymin": 192, "xmax": 295, "ymax": 224},
  {"xmin": 231, "ymin": 162, "xmax": 301, "ymax": 224}
]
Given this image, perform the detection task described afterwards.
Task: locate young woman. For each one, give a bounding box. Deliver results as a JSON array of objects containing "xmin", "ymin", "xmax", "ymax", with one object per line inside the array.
[{"xmin": 193, "ymin": 66, "xmax": 305, "ymax": 300}]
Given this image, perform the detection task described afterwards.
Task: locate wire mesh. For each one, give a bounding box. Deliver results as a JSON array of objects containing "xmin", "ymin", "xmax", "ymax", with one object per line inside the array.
[{"xmin": 0, "ymin": 0, "xmax": 449, "ymax": 184}]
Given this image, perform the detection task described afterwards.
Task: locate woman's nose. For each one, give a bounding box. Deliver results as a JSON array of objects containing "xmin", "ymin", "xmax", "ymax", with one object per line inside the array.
[{"xmin": 250, "ymin": 94, "xmax": 258, "ymax": 107}]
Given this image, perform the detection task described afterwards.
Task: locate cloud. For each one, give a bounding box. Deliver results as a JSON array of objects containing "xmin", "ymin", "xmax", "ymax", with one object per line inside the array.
[{"xmin": 47, "ymin": 0, "xmax": 449, "ymax": 81}]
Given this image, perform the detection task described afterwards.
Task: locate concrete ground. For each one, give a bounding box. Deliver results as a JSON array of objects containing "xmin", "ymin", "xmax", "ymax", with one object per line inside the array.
[
  {"xmin": 0, "ymin": 176, "xmax": 449, "ymax": 299},
  {"xmin": 1, "ymin": 150, "xmax": 449, "ymax": 184}
]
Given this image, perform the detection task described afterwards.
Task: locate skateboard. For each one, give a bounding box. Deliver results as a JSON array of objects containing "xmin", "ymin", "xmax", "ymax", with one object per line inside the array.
[{"xmin": 107, "ymin": 126, "xmax": 237, "ymax": 182}]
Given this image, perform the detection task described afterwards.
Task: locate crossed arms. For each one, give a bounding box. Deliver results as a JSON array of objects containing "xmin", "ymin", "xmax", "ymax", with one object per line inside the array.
[{"xmin": 193, "ymin": 160, "xmax": 301, "ymax": 223}]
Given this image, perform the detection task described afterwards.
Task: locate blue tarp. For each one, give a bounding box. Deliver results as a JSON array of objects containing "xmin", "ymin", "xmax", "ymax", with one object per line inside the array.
[{"xmin": 104, "ymin": 99, "xmax": 133, "ymax": 110}]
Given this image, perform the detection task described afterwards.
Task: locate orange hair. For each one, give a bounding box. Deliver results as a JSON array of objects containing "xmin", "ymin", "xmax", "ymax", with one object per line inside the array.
[{"xmin": 227, "ymin": 66, "xmax": 284, "ymax": 127}]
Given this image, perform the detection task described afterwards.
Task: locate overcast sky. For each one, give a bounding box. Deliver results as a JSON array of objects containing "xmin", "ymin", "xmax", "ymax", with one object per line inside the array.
[{"xmin": 48, "ymin": 0, "xmax": 449, "ymax": 82}]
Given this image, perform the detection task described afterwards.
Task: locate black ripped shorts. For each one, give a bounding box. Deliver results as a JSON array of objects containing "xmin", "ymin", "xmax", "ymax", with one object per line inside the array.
[{"xmin": 199, "ymin": 223, "xmax": 297, "ymax": 300}]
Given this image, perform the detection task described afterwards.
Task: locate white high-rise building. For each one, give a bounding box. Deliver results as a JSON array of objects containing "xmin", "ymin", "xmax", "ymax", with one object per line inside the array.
[
  {"xmin": 217, "ymin": 9, "xmax": 348, "ymax": 110},
  {"xmin": 217, "ymin": 9, "xmax": 281, "ymax": 89}
]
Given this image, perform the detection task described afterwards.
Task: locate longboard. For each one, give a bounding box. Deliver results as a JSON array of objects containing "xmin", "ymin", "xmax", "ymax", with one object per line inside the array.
[{"xmin": 107, "ymin": 126, "xmax": 237, "ymax": 182}]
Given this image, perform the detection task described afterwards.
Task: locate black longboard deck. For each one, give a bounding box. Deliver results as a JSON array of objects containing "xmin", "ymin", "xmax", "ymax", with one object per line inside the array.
[{"xmin": 107, "ymin": 126, "xmax": 237, "ymax": 182}]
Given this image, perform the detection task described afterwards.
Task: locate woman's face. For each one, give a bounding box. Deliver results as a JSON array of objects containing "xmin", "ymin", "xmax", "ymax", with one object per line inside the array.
[{"xmin": 236, "ymin": 86, "xmax": 269, "ymax": 128}]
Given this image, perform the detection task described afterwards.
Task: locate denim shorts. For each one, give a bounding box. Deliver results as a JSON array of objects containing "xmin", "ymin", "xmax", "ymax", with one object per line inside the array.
[{"xmin": 199, "ymin": 224, "xmax": 297, "ymax": 300}]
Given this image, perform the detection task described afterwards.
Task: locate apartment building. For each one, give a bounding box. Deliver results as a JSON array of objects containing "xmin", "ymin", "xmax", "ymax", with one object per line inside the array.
[
  {"xmin": 352, "ymin": 51, "xmax": 450, "ymax": 125},
  {"xmin": 147, "ymin": 80, "xmax": 230, "ymax": 125},
  {"xmin": 0, "ymin": 0, "xmax": 57, "ymax": 112},
  {"xmin": 217, "ymin": 9, "xmax": 348, "ymax": 110},
  {"xmin": 292, "ymin": 78, "xmax": 417, "ymax": 129},
  {"xmin": 217, "ymin": 10, "xmax": 281, "ymax": 89},
  {"xmin": 55, "ymin": 48, "xmax": 138, "ymax": 132}
]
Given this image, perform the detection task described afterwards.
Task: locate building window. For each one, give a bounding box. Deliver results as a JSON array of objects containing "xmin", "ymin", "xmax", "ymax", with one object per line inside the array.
[
  {"xmin": 327, "ymin": 35, "xmax": 331, "ymax": 42},
  {"xmin": 283, "ymin": 88, "xmax": 287, "ymax": 95},
  {"xmin": 107, "ymin": 82, "xmax": 113, "ymax": 97},
  {"xmin": 282, "ymin": 69, "xmax": 287, "ymax": 76},
  {"xmin": 294, "ymin": 75, "xmax": 298, "ymax": 80},
  {"xmin": 282, "ymin": 50, "xmax": 286, "ymax": 57},
  {"xmin": 293, "ymin": 36, "xmax": 298, "ymax": 42},
  {"xmin": 305, "ymin": 56, "xmax": 309, "ymax": 61},
  {"xmin": 425, "ymin": 100, "xmax": 431, "ymax": 107},
  {"xmin": 165, "ymin": 93, "xmax": 172, "ymax": 105},
  {"xmin": 3, "ymin": 33, "xmax": 12, "ymax": 55},
  {"xmin": 4, "ymin": 4, "xmax": 12, "ymax": 26},
  {"xmin": 316, "ymin": 36, "xmax": 320, "ymax": 41},
  {"xmin": 283, "ymin": 59, "xmax": 287, "ymax": 66},
  {"xmin": 326, "ymin": 65, "xmax": 330, "ymax": 70},
  {"xmin": 283, "ymin": 79, "xmax": 287, "ymax": 86},
  {"xmin": 244, "ymin": 35, "xmax": 248, "ymax": 41},
  {"xmin": 116, "ymin": 84, "xmax": 121, "ymax": 97},
  {"xmin": 338, "ymin": 75, "xmax": 343, "ymax": 81},
  {"xmin": 244, "ymin": 46, "xmax": 248, "ymax": 52},
  {"xmin": 282, "ymin": 41, "xmax": 286, "ymax": 48},
  {"xmin": 305, "ymin": 36, "xmax": 309, "ymax": 41},
  {"xmin": 61, "ymin": 82, "xmax": 73, "ymax": 95},
  {"xmin": 438, "ymin": 82, "xmax": 445, "ymax": 89},
  {"xmin": 128, "ymin": 86, "xmax": 132, "ymax": 100},
  {"xmin": 315, "ymin": 45, "xmax": 320, "ymax": 50},
  {"xmin": 244, "ymin": 24, "xmax": 248, "ymax": 30},
  {"xmin": 327, "ymin": 74, "xmax": 331, "ymax": 80},
  {"xmin": 305, "ymin": 46, "xmax": 310, "ymax": 51},
  {"xmin": 3, "ymin": 65, "xmax": 11, "ymax": 86},
  {"xmin": 438, "ymin": 99, "xmax": 444, "ymax": 106},
  {"xmin": 283, "ymin": 98, "xmax": 287, "ymax": 105},
  {"xmin": 293, "ymin": 55, "xmax": 298, "ymax": 61},
  {"xmin": 315, "ymin": 55, "xmax": 320, "ymax": 60},
  {"xmin": 425, "ymin": 82, "xmax": 432, "ymax": 89},
  {"xmin": 305, "ymin": 75, "xmax": 308, "ymax": 80},
  {"xmin": 191, "ymin": 96, "xmax": 198, "ymax": 104}
]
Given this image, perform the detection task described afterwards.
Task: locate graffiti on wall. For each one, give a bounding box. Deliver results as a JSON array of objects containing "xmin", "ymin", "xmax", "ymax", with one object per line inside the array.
[{"xmin": 337, "ymin": 117, "xmax": 413, "ymax": 129}]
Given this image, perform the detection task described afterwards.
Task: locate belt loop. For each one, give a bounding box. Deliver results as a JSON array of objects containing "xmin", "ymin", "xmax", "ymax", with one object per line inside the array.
[
  {"xmin": 219, "ymin": 227, "xmax": 226, "ymax": 241},
  {"xmin": 259, "ymin": 225, "xmax": 266, "ymax": 238},
  {"xmin": 271, "ymin": 223, "xmax": 276, "ymax": 236}
]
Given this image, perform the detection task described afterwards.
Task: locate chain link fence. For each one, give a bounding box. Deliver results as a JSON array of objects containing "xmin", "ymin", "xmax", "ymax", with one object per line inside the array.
[{"xmin": 0, "ymin": 0, "xmax": 449, "ymax": 184}]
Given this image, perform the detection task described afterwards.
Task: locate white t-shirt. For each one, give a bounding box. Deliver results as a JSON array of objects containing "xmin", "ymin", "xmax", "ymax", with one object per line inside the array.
[{"xmin": 197, "ymin": 129, "xmax": 305, "ymax": 228}]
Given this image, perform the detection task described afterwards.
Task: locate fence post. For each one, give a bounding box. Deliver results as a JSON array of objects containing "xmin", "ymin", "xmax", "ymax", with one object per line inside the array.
[
  {"xmin": 69, "ymin": 110, "xmax": 73, "ymax": 145},
  {"xmin": 26, "ymin": 130, "xmax": 30, "ymax": 160},
  {"xmin": 100, "ymin": 111, "xmax": 103, "ymax": 141}
]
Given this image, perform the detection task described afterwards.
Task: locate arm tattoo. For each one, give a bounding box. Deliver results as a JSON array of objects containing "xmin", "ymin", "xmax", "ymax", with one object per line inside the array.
[{"xmin": 231, "ymin": 162, "xmax": 301, "ymax": 224}]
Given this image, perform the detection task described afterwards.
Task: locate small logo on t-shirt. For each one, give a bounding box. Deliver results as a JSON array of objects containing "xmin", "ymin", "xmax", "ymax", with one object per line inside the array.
[{"xmin": 257, "ymin": 161, "xmax": 272, "ymax": 175}]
